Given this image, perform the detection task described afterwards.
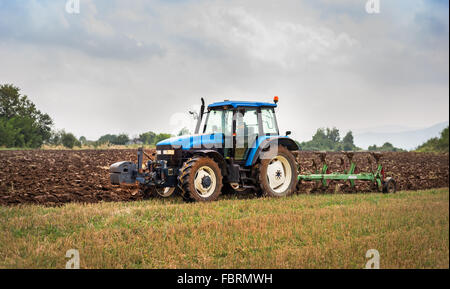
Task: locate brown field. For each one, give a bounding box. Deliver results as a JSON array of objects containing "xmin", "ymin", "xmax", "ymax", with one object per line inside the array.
[{"xmin": 0, "ymin": 150, "xmax": 448, "ymax": 205}]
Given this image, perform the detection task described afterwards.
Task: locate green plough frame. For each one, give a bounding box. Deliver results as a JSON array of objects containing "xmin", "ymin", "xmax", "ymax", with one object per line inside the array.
[{"xmin": 298, "ymin": 155, "xmax": 384, "ymax": 190}]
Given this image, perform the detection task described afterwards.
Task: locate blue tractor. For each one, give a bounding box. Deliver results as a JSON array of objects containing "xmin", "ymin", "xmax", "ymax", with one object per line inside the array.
[{"xmin": 110, "ymin": 97, "xmax": 299, "ymax": 202}]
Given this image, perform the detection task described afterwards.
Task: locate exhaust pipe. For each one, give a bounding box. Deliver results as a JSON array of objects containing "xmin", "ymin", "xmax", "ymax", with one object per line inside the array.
[{"xmin": 194, "ymin": 97, "xmax": 205, "ymax": 134}]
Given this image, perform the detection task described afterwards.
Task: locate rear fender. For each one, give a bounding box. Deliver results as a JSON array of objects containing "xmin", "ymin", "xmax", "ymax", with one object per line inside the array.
[{"xmin": 245, "ymin": 136, "xmax": 298, "ymax": 167}]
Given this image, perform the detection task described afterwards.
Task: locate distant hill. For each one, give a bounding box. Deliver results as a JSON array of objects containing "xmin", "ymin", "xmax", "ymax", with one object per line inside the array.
[{"xmin": 354, "ymin": 121, "xmax": 449, "ymax": 150}]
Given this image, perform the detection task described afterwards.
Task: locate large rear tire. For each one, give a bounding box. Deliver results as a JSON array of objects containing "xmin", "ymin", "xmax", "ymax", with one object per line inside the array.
[
  {"xmin": 178, "ymin": 156, "xmax": 223, "ymax": 202},
  {"xmin": 256, "ymin": 145, "xmax": 298, "ymax": 198}
]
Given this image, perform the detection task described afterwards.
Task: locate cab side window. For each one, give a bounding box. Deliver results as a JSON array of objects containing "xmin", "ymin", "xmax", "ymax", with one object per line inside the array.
[{"xmin": 261, "ymin": 108, "xmax": 278, "ymax": 135}]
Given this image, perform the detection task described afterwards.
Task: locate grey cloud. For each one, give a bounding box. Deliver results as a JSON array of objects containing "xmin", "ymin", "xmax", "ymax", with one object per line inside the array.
[
  {"xmin": 0, "ymin": 0, "xmax": 448, "ymax": 143},
  {"xmin": 0, "ymin": 0, "xmax": 166, "ymax": 60}
]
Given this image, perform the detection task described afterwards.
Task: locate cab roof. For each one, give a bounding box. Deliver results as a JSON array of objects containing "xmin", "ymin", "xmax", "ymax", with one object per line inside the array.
[{"xmin": 208, "ymin": 100, "xmax": 277, "ymax": 109}]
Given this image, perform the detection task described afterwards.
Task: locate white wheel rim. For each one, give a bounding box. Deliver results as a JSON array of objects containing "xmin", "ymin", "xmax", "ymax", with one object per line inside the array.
[
  {"xmin": 156, "ymin": 187, "xmax": 175, "ymax": 197},
  {"xmin": 267, "ymin": 155, "xmax": 292, "ymax": 194},
  {"xmin": 194, "ymin": 166, "xmax": 216, "ymax": 198}
]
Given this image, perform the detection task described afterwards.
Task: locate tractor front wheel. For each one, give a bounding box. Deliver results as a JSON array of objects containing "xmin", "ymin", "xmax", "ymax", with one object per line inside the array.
[
  {"xmin": 178, "ymin": 156, "xmax": 223, "ymax": 202},
  {"xmin": 256, "ymin": 145, "xmax": 298, "ymax": 198}
]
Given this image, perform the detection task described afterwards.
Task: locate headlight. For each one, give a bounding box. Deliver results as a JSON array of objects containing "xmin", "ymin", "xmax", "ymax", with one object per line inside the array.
[{"xmin": 156, "ymin": 149, "xmax": 175, "ymax": 155}]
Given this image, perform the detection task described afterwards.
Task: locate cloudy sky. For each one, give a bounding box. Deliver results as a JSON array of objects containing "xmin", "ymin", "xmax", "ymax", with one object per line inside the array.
[{"xmin": 0, "ymin": 0, "xmax": 448, "ymax": 142}]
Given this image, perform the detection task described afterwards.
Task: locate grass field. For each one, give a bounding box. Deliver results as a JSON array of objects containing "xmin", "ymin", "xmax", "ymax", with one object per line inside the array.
[{"xmin": 0, "ymin": 188, "xmax": 448, "ymax": 269}]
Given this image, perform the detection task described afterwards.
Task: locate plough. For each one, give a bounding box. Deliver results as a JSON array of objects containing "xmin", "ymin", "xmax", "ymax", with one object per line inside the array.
[{"xmin": 298, "ymin": 152, "xmax": 396, "ymax": 193}]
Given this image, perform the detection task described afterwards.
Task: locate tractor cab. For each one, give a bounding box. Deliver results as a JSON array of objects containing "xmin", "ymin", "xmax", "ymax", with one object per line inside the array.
[{"xmin": 201, "ymin": 100, "xmax": 280, "ymax": 162}]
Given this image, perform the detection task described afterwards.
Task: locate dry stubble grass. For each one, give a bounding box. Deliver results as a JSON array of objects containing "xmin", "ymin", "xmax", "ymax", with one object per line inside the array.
[{"xmin": 0, "ymin": 188, "xmax": 448, "ymax": 269}]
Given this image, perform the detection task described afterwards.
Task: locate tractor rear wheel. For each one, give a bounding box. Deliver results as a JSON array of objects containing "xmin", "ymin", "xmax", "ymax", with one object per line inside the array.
[
  {"xmin": 256, "ymin": 145, "xmax": 298, "ymax": 198},
  {"xmin": 178, "ymin": 156, "xmax": 223, "ymax": 202}
]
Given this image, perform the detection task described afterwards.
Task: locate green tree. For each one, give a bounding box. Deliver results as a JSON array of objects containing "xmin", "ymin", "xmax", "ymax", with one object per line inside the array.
[
  {"xmin": 178, "ymin": 127, "xmax": 191, "ymax": 136},
  {"xmin": 96, "ymin": 133, "xmax": 130, "ymax": 145},
  {"xmin": 0, "ymin": 84, "xmax": 53, "ymax": 148},
  {"xmin": 115, "ymin": 134, "xmax": 130, "ymax": 145},
  {"xmin": 61, "ymin": 131, "xmax": 80, "ymax": 149},
  {"xmin": 439, "ymin": 127, "xmax": 449, "ymax": 151},
  {"xmin": 300, "ymin": 127, "xmax": 341, "ymax": 151},
  {"xmin": 368, "ymin": 142, "xmax": 404, "ymax": 152},
  {"xmin": 0, "ymin": 117, "xmax": 20, "ymax": 147},
  {"xmin": 298, "ymin": 127, "xmax": 361, "ymax": 151},
  {"xmin": 342, "ymin": 131, "xmax": 356, "ymax": 151},
  {"xmin": 139, "ymin": 131, "xmax": 156, "ymax": 145},
  {"xmin": 79, "ymin": 136, "xmax": 87, "ymax": 145},
  {"xmin": 154, "ymin": 133, "xmax": 172, "ymax": 144},
  {"xmin": 138, "ymin": 131, "xmax": 172, "ymax": 145},
  {"xmin": 97, "ymin": 134, "xmax": 118, "ymax": 145},
  {"xmin": 48, "ymin": 130, "xmax": 63, "ymax": 146},
  {"xmin": 326, "ymin": 127, "xmax": 340, "ymax": 143},
  {"xmin": 416, "ymin": 126, "xmax": 449, "ymax": 153}
]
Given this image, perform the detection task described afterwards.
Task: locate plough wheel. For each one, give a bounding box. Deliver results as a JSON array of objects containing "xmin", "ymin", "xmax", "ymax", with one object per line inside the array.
[
  {"xmin": 382, "ymin": 177, "xmax": 397, "ymax": 194},
  {"xmin": 154, "ymin": 187, "xmax": 177, "ymax": 198},
  {"xmin": 178, "ymin": 156, "xmax": 223, "ymax": 202}
]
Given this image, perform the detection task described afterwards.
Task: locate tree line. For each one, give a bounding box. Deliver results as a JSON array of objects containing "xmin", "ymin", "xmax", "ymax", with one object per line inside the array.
[
  {"xmin": 0, "ymin": 84, "xmax": 173, "ymax": 149},
  {"xmin": 416, "ymin": 126, "xmax": 449, "ymax": 153},
  {"xmin": 298, "ymin": 127, "xmax": 360, "ymax": 151},
  {"xmin": 44, "ymin": 130, "xmax": 174, "ymax": 149},
  {"xmin": 1, "ymin": 83, "xmax": 447, "ymax": 152},
  {"xmin": 0, "ymin": 84, "xmax": 52, "ymax": 148},
  {"xmin": 297, "ymin": 127, "xmax": 408, "ymax": 152}
]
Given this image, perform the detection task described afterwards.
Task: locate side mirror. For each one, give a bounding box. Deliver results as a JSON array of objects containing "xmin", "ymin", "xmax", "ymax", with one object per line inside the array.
[
  {"xmin": 286, "ymin": 131, "xmax": 292, "ymax": 136},
  {"xmin": 189, "ymin": 110, "xmax": 198, "ymax": 120}
]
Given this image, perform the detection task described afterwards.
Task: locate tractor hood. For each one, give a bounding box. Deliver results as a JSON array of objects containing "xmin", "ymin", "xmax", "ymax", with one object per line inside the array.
[{"xmin": 156, "ymin": 133, "xmax": 223, "ymax": 150}]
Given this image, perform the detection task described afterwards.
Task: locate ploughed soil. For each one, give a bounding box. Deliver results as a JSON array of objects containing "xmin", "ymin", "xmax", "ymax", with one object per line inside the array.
[
  {"xmin": 296, "ymin": 152, "xmax": 449, "ymax": 194},
  {"xmin": 0, "ymin": 149, "xmax": 448, "ymax": 206}
]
